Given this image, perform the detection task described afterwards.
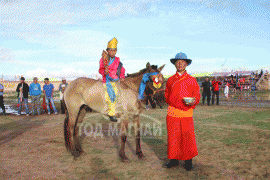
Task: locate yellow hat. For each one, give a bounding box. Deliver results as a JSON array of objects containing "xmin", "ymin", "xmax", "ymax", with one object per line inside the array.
[{"xmin": 107, "ymin": 37, "xmax": 118, "ymax": 49}]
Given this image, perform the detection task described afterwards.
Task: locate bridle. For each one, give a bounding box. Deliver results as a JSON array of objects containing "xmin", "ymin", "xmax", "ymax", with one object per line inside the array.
[{"xmin": 148, "ymin": 72, "xmax": 165, "ymax": 95}]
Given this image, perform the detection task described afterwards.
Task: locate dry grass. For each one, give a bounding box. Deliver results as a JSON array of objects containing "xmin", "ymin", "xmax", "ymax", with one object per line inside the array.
[{"xmin": 0, "ymin": 104, "xmax": 269, "ymax": 179}]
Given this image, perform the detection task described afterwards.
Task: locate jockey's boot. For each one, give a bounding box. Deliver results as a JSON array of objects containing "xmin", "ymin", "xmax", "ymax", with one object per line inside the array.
[
  {"xmin": 109, "ymin": 116, "xmax": 117, "ymax": 122},
  {"xmin": 164, "ymin": 159, "xmax": 179, "ymax": 168},
  {"xmin": 183, "ymin": 159, "xmax": 194, "ymax": 171}
]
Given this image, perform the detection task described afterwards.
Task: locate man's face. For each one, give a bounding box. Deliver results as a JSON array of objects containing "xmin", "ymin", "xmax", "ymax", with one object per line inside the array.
[
  {"xmin": 107, "ymin": 49, "xmax": 117, "ymax": 58},
  {"xmin": 34, "ymin": 79, "xmax": 38, "ymax": 83},
  {"xmin": 206, "ymin": 78, "xmax": 209, "ymax": 81},
  {"xmin": 175, "ymin": 60, "xmax": 187, "ymax": 72},
  {"xmin": 20, "ymin": 79, "xmax": 24, "ymax": 83},
  {"xmin": 62, "ymin": 80, "xmax": 66, "ymax": 84},
  {"xmin": 45, "ymin": 80, "xmax": 49, "ymax": 84}
]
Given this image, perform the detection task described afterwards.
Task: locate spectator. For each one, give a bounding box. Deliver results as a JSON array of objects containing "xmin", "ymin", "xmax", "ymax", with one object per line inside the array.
[
  {"xmin": 0, "ymin": 83, "xmax": 6, "ymax": 116},
  {"xmin": 16, "ymin": 77, "xmax": 29, "ymax": 116},
  {"xmin": 59, "ymin": 78, "xmax": 68, "ymax": 114},
  {"xmin": 224, "ymin": 82, "xmax": 229, "ymax": 101},
  {"xmin": 29, "ymin": 77, "xmax": 41, "ymax": 115},
  {"xmin": 201, "ymin": 77, "xmax": 211, "ymax": 106},
  {"xmin": 43, "ymin": 78, "xmax": 58, "ymax": 115},
  {"xmin": 211, "ymin": 77, "xmax": 222, "ymax": 105},
  {"xmin": 236, "ymin": 80, "xmax": 241, "ymax": 91},
  {"xmin": 259, "ymin": 69, "xmax": 263, "ymax": 78},
  {"xmin": 231, "ymin": 79, "xmax": 236, "ymax": 92}
]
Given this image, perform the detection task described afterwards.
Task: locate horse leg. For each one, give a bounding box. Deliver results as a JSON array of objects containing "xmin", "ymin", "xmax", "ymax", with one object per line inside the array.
[
  {"xmin": 134, "ymin": 115, "xmax": 144, "ymax": 159},
  {"xmin": 119, "ymin": 119, "xmax": 129, "ymax": 161}
]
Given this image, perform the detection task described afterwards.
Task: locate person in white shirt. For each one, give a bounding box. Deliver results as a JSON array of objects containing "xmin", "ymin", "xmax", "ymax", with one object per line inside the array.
[{"xmin": 58, "ymin": 78, "xmax": 68, "ymax": 114}]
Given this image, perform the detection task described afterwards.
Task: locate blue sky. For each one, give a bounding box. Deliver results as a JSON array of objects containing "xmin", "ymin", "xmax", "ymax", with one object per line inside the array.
[{"xmin": 1, "ymin": 0, "xmax": 270, "ymax": 79}]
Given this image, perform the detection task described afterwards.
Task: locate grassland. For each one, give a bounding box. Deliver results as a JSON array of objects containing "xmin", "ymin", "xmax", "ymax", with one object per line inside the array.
[{"xmin": 0, "ymin": 102, "xmax": 269, "ymax": 179}]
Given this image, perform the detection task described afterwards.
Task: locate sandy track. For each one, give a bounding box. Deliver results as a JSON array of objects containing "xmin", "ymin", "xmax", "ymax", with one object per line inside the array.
[{"xmin": 0, "ymin": 114, "xmax": 171, "ymax": 179}]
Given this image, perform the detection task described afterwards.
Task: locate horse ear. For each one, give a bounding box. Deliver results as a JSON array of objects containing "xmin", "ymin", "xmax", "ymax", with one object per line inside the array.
[
  {"xmin": 146, "ymin": 62, "xmax": 150, "ymax": 69},
  {"xmin": 158, "ymin": 64, "xmax": 165, "ymax": 72}
]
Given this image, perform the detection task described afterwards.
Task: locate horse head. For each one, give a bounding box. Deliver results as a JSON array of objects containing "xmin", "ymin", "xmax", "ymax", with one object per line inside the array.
[{"xmin": 146, "ymin": 64, "xmax": 166, "ymax": 93}]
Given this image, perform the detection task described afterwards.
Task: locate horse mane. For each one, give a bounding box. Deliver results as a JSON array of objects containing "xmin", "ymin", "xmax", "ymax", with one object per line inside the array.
[
  {"xmin": 121, "ymin": 67, "xmax": 150, "ymax": 91},
  {"xmin": 126, "ymin": 67, "xmax": 148, "ymax": 78}
]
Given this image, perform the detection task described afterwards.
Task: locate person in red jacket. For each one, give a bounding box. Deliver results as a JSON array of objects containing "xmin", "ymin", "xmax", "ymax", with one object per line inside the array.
[
  {"xmin": 211, "ymin": 77, "xmax": 222, "ymax": 105},
  {"xmin": 164, "ymin": 52, "xmax": 201, "ymax": 171}
]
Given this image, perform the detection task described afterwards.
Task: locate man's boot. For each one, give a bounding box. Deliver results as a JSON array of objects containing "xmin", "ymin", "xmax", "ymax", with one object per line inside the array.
[
  {"xmin": 164, "ymin": 159, "xmax": 179, "ymax": 168},
  {"xmin": 183, "ymin": 159, "xmax": 194, "ymax": 171},
  {"xmin": 109, "ymin": 116, "xmax": 117, "ymax": 122},
  {"xmin": 3, "ymin": 110, "xmax": 6, "ymax": 116}
]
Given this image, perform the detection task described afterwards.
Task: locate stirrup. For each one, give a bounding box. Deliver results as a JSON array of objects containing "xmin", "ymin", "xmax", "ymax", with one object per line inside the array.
[{"xmin": 109, "ymin": 116, "xmax": 117, "ymax": 122}]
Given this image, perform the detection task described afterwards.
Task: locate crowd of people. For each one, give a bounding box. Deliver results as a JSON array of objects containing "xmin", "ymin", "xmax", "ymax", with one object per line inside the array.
[
  {"xmin": 0, "ymin": 77, "xmax": 68, "ymax": 116},
  {"xmin": 200, "ymin": 72, "xmax": 263, "ymax": 105}
]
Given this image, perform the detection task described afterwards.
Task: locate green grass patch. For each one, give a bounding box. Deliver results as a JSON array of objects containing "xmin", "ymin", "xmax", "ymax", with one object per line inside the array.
[
  {"xmin": 257, "ymin": 146, "xmax": 266, "ymax": 150},
  {"xmin": 142, "ymin": 138, "xmax": 165, "ymax": 145},
  {"xmin": 92, "ymin": 148, "xmax": 103, "ymax": 154},
  {"xmin": 142, "ymin": 137, "xmax": 167, "ymax": 158},
  {"xmin": 127, "ymin": 170, "xmax": 140, "ymax": 177},
  {"xmin": 115, "ymin": 172, "xmax": 125, "ymax": 180},
  {"xmin": 212, "ymin": 110, "xmax": 270, "ymax": 130},
  {"xmin": 0, "ymin": 120, "xmax": 20, "ymax": 133},
  {"xmin": 220, "ymin": 130, "xmax": 253, "ymax": 146},
  {"xmin": 98, "ymin": 168, "xmax": 109, "ymax": 174},
  {"xmin": 91, "ymin": 157, "xmax": 104, "ymax": 166},
  {"xmin": 236, "ymin": 159, "xmax": 252, "ymax": 162}
]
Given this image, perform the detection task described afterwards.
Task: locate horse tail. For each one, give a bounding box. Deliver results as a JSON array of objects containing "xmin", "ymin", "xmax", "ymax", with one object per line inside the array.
[{"xmin": 63, "ymin": 103, "xmax": 70, "ymax": 151}]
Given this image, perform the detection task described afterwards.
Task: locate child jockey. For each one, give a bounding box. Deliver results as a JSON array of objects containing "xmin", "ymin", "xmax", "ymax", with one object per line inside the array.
[{"xmin": 99, "ymin": 37, "xmax": 125, "ymax": 122}]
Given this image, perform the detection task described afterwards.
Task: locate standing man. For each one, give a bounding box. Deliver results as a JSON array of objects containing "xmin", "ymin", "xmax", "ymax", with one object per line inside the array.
[
  {"xmin": 29, "ymin": 77, "xmax": 41, "ymax": 115},
  {"xmin": 0, "ymin": 83, "xmax": 6, "ymax": 116},
  {"xmin": 201, "ymin": 77, "xmax": 211, "ymax": 106},
  {"xmin": 224, "ymin": 82, "xmax": 230, "ymax": 101},
  {"xmin": 16, "ymin": 77, "xmax": 29, "ymax": 116},
  {"xmin": 58, "ymin": 78, "xmax": 68, "ymax": 114},
  {"xmin": 211, "ymin": 77, "xmax": 222, "ymax": 105},
  {"xmin": 99, "ymin": 37, "xmax": 125, "ymax": 122},
  {"xmin": 43, "ymin": 78, "xmax": 58, "ymax": 115},
  {"xmin": 164, "ymin": 52, "xmax": 201, "ymax": 171}
]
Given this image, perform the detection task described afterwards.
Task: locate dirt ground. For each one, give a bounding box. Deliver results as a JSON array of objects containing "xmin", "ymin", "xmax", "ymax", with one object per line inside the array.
[
  {"xmin": 0, "ymin": 103, "xmax": 269, "ymax": 179},
  {"xmin": 0, "ymin": 113, "xmax": 172, "ymax": 180}
]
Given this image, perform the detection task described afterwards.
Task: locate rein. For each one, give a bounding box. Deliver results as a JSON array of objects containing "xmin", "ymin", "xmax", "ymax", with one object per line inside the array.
[{"xmin": 153, "ymin": 89, "xmax": 165, "ymax": 95}]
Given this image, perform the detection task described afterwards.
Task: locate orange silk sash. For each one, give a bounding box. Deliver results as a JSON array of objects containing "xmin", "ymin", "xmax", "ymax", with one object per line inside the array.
[{"xmin": 167, "ymin": 106, "xmax": 193, "ymax": 118}]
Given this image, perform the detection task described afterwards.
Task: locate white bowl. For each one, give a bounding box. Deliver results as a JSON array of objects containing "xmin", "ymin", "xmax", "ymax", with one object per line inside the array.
[{"xmin": 183, "ymin": 97, "xmax": 195, "ymax": 104}]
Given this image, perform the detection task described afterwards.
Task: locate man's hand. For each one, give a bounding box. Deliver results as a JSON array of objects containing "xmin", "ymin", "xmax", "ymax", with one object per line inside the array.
[{"xmin": 19, "ymin": 87, "xmax": 22, "ymax": 91}]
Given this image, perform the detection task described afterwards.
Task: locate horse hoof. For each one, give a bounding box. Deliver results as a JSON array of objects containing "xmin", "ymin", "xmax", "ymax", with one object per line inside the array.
[
  {"xmin": 120, "ymin": 156, "xmax": 129, "ymax": 162},
  {"xmin": 119, "ymin": 153, "xmax": 128, "ymax": 162},
  {"xmin": 72, "ymin": 150, "xmax": 82, "ymax": 158},
  {"xmin": 121, "ymin": 157, "xmax": 130, "ymax": 162},
  {"xmin": 136, "ymin": 151, "xmax": 145, "ymax": 159}
]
